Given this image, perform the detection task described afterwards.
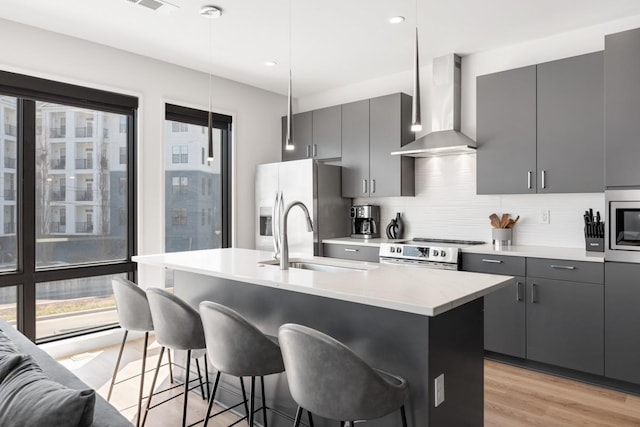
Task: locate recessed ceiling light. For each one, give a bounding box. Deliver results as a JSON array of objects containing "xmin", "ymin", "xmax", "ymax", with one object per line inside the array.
[
  {"xmin": 389, "ymin": 16, "xmax": 405, "ymax": 24},
  {"xmin": 200, "ymin": 5, "xmax": 222, "ymax": 18},
  {"xmin": 264, "ymin": 61, "xmax": 278, "ymax": 67}
]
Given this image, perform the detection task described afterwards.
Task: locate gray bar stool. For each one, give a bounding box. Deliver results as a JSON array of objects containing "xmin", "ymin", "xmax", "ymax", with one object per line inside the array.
[
  {"xmin": 199, "ymin": 301, "xmax": 285, "ymax": 427},
  {"xmin": 109, "ymin": 277, "xmax": 174, "ymax": 427},
  {"xmin": 143, "ymin": 288, "xmax": 209, "ymax": 427},
  {"xmin": 278, "ymin": 323, "xmax": 409, "ymax": 427}
]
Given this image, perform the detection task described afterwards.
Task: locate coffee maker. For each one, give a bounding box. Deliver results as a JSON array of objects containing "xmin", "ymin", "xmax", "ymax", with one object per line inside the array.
[{"xmin": 350, "ymin": 205, "xmax": 380, "ymax": 239}]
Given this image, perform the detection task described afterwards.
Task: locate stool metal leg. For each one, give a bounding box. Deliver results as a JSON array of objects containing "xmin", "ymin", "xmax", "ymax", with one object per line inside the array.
[
  {"xmin": 307, "ymin": 410, "xmax": 314, "ymax": 427},
  {"xmin": 260, "ymin": 376, "xmax": 268, "ymax": 427},
  {"xmin": 135, "ymin": 332, "xmax": 149, "ymax": 427},
  {"xmin": 107, "ymin": 329, "xmax": 128, "ymax": 401},
  {"xmin": 195, "ymin": 357, "xmax": 205, "ymax": 399},
  {"xmin": 248, "ymin": 376, "xmax": 256, "ymax": 426},
  {"xmin": 167, "ymin": 349, "xmax": 174, "ymax": 384},
  {"xmin": 141, "ymin": 346, "xmax": 165, "ymax": 427},
  {"xmin": 240, "ymin": 377, "xmax": 249, "ymax": 419},
  {"xmin": 182, "ymin": 349, "xmax": 192, "ymax": 427},
  {"xmin": 204, "ymin": 356, "xmax": 210, "ymax": 399},
  {"xmin": 203, "ymin": 371, "xmax": 221, "ymax": 427},
  {"xmin": 400, "ymin": 405, "xmax": 408, "ymax": 427},
  {"xmin": 293, "ymin": 406, "xmax": 303, "ymax": 427}
]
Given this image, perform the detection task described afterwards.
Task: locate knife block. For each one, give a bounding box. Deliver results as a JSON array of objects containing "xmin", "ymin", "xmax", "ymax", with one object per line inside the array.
[{"xmin": 585, "ymin": 237, "xmax": 604, "ymax": 252}]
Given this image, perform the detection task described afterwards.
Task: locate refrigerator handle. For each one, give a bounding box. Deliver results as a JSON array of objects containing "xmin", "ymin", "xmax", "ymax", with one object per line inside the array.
[{"xmin": 272, "ymin": 192, "xmax": 280, "ymax": 258}]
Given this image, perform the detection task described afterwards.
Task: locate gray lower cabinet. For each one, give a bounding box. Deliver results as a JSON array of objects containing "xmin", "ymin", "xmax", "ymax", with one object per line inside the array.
[
  {"xmin": 605, "ymin": 28, "xmax": 640, "ymax": 187},
  {"xmin": 525, "ymin": 277, "xmax": 604, "ymax": 375},
  {"xmin": 282, "ymin": 112, "xmax": 312, "ymax": 161},
  {"xmin": 604, "ymin": 262, "xmax": 640, "ymax": 384},
  {"xmin": 477, "ymin": 65, "xmax": 537, "ymax": 194},
  {"xmin": 484, "ymin": 277, "xmax": 526, "ymax": 358},
  {"xmin": 537, "ymin": 52, "xmax": 604, "ymax": 193},
  {"xmin": 312, "ymin": 105, "xmax": 341, "ymax": 160},
  {"xmin": 322, "ymin": 243, "xmax": 379, "ymax": 263},
  {"xmin": 341, "ymin": 93, "xmax": 415, "ymax": 198},
  {"xmin": 461, "ymin": 254, "xmax": 526, "ymax": 358}
]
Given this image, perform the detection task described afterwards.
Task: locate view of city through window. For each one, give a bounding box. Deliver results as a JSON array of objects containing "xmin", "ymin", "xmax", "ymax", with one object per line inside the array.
[
  {"xmin": 164, "ymin": 118, "xmax": 223, "ymax": 287},
  {"xmin": 0, "ymin": 96, "xmax": 132, "ymax": 339}
]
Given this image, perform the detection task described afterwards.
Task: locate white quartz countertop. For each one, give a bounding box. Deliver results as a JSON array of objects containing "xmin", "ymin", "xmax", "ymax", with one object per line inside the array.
[
  {"xmin": 461, "ymin": 244, "xmax": 604, "ymax": 263},
  {"xmin": 323, "ymin": 237, "xmax": 407, "ymax": 247},
  {"xmin": 133, "ymin": 248, "xmax": 511, "ymax": 317},
  {"xmin": 322, "ymin": 237, "xmax": 604, "ymax": 263}
]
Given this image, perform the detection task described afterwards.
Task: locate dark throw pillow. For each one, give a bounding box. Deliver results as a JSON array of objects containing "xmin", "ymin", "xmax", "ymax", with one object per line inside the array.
[{"xmin": 0, "ymin": 354, "xmax": 95, "ymax": 427}]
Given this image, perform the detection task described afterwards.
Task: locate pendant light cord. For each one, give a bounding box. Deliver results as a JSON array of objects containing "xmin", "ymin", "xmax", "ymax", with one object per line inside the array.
[
  {"xmin": 207, "ymin": 16, "xmax": 214, "ymax": 161},
  {"xmin": 285, "ymin": 0, "xmax": 294, "ymax": 150}
]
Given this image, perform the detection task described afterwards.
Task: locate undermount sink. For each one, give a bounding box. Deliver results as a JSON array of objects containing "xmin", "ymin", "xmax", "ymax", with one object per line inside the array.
[{"xmin": 258, "ymin": 258, "xmax": 372, "ymax": 273}]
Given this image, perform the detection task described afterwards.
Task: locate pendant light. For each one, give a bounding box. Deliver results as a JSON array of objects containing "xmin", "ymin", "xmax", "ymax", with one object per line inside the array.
[
  {"xmin": 200, "ymin": 5, "xmax": 222, "ymax": 161},
  {"xmin": 285, "ymin": 0, "xmax": 295, "ymax": 151},
  {"xmin": 411, "ymin": 0, "xmax": 422, "ymax": 133}
]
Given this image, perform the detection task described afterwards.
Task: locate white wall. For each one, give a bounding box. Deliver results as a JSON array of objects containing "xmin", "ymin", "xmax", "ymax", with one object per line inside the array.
[
  {"xmin": 298, "ymin": 14, "xmax": 640, "ymax": 248},
  {"xmin": 0, "ymin": 18, "xmax": 285, "ymax": 283}
]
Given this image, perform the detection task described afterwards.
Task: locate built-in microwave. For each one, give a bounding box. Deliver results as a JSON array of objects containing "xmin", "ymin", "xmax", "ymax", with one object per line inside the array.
[{"xmin": 606, "ymin": 190, "xmax": 640, "ymax": 263}]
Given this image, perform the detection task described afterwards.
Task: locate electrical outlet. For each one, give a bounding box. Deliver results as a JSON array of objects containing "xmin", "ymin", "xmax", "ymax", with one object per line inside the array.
[
  {"xmin": 539, "ymin": 209, "xmax": 550, "ymax": 224},
  {"xmin": 434, "ymin": 373, "xmax": 445, "ymax": 407}
]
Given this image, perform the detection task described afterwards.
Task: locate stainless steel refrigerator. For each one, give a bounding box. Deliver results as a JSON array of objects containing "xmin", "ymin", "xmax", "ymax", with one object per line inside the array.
[{"xmin": 255, "ymin": 159, "xmax": 350, "ymax": 257}]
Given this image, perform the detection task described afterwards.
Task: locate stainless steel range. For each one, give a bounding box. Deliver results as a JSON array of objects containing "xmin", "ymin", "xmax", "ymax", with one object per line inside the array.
[{"xmin": 379, "ymin": 238, "xmax": 485, "ymax": 270}]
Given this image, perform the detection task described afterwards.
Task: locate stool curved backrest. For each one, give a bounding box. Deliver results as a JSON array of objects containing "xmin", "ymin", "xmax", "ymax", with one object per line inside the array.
[
  {"xmin": 199, "ymin": 301, "xmax": 284, "ymax": 377},
  {"xmin": 278, "ymin": 323, "xmax": 409, "ymax": 422},
  {"xmin": 146, "ymin": 288, "xmax": 206, "ymax": 351},
  {"xmin": 112, "ymin": 277, "xmax": 154, "ymax": 333}
]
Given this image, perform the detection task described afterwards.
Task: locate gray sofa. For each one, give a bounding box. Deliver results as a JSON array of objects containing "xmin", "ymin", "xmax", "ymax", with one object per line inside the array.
[{"xmin": 0, "ymin": 318, "xmax": 132, "ymax": 427}]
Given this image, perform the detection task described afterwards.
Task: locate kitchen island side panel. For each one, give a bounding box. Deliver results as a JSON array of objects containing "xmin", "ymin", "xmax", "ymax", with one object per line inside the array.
[{"xmin": 174, "ymin": 270, "xmax": 484, "ymax": 427}]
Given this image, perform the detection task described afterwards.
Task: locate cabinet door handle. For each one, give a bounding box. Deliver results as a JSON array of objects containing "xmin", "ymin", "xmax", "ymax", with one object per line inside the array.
[
  {"xmin": 550, "ymin": 264, "xmax": 576, "ymax": 270},
  {"xmin": 541, "ymin": 170, "xmax": 547, "ymax": 189},
  {"xmin": 362, "ymin": 179, "xmax": 368, "ymax": 194},
  {"xmin": 371, "ymin": 179, "xmax": 376, "ymax": 194},
  {"xmin": 527, "ymin": 171, "xmax": 532, "ymax": 189},
  {"xmin": 516, "ymin": 281, "xmax": 524, "ymax": 302},
  {"xmin": 531, "ymin": 283, "xmax": 538, "ymax": 303},
  {"xmin": 344, "ymin": 248, "xmax": 359, "ymax": 253},
  {"xmin": 482, "ymin": 259, "xmax": 503, "ymax": 264},
  {"xmin": 306, "ymin": 145, "xmax": 310, "ymax": 158},
  {"xmin": 312, "ymin": 144, "xmax": 317, "ymax": 157}
]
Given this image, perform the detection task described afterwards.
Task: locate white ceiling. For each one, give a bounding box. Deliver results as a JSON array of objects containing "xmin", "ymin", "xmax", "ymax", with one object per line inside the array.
[{"xmin": 1, "ymin": 0, "xmax": 640, "ymax": 97}]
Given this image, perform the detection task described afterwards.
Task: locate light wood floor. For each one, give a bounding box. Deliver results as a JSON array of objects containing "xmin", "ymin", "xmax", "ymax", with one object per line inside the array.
[{"xmin": 57, "ymin": 338, "xmax": 640, "ymax": 426}]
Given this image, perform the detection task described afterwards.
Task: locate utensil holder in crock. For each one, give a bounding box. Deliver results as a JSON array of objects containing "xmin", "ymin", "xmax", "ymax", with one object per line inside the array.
[{"xmin": 492, "ymin": 228, "xmax": 512, "ymax": 249}]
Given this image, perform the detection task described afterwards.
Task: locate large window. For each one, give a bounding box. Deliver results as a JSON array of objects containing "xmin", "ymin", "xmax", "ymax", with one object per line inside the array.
[
  {"xmin": 164, "ymin": 104, "xmax": 231, "ymax": 260},
  {"xmin": 0, "ymin": 70, "xmax": 137, "ymax": 342}
]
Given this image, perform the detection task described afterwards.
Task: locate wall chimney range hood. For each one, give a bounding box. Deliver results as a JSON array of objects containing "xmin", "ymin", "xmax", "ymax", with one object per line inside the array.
[{"xmin": 392, "ymin": 54, "xmax": 476, "ymax": 157}]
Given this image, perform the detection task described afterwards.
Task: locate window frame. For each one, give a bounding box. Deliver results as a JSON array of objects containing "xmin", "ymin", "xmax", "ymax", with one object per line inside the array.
[{"xmin": 0, "ymin": 69, "xmax": 138, "ymax": 342}]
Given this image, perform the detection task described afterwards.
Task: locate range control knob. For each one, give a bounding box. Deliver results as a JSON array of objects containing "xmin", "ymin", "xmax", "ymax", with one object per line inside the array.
[
  {"xmin": 440, "ymin": 250, "xmax": 446, "ymax": 257},
  {"xmin": 432, "ymin": 250, "xmax": 439, "ymax": 257},
  {"xmin": 397, "ymin": 247, "xmax": 402, "ymax": 253},
  {"xmin": 390, "ymin": 247, "xmax": 396, "ymax": 253}
]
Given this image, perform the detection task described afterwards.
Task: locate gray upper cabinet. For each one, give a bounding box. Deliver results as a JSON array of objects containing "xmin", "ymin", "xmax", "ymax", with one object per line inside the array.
[
  {"xmin": 369, "ymin": 93, "xmax": 415, "ymax": 197},
  {"xmin": 537, "ymin": 52, "xmax": 604, "ymax": 193},
  {"xmin": 605, "ymin": 28, "xmax": 640, "ymax": 188},
  {"xmin": 477, "ymin": 65, "xmax": 537, "ymax": 194},
  {"xmin": 477, "ymin": 52, "xmax": 604, "ymax": 194},
  {"xmin": 341, "ymin": 99, "xmax": 370, "ymax": 198},
  {"xmin": 312, "ymin": 105, "xmax": 342, "ymax": 160},
  {"xmin": 282, "ymin": 111, "xmax": 312, "ymax": 161},
  {"xmin": 342, "ymin": 93, "xmax": 415, "ymax": 198}
]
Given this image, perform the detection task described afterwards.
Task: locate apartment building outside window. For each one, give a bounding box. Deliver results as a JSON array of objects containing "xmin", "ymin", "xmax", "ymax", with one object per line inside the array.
[
  {"xmin": 0, "ymin": 70, "xmax": 137, "ymax": 342},
  {"xmin": 172, "ymin": 145, "xmax": 188, "ymax": 164}
]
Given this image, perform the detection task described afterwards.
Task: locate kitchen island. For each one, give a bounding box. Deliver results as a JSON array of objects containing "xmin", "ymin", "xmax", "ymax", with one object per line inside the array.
[{"xmin": 133, "ymin": 248, "xmax": 512, "ymax": 427}]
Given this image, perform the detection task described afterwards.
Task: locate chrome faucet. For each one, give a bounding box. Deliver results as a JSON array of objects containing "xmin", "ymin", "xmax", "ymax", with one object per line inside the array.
[{"xmin": 280, "ymin": 201, "xmax": 314, "ymax": 270}]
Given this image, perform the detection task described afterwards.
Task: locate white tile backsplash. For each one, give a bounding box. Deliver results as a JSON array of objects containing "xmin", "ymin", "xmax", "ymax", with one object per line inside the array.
[{"xmin": 354, "ymin": 155, "xmax": 604, "ymax": 248}]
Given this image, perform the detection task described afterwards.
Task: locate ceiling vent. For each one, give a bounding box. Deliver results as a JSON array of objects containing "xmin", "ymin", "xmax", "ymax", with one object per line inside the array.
[{"xmin": 126, "ymin": 0, "xmax": 178, "ymax": 12}]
